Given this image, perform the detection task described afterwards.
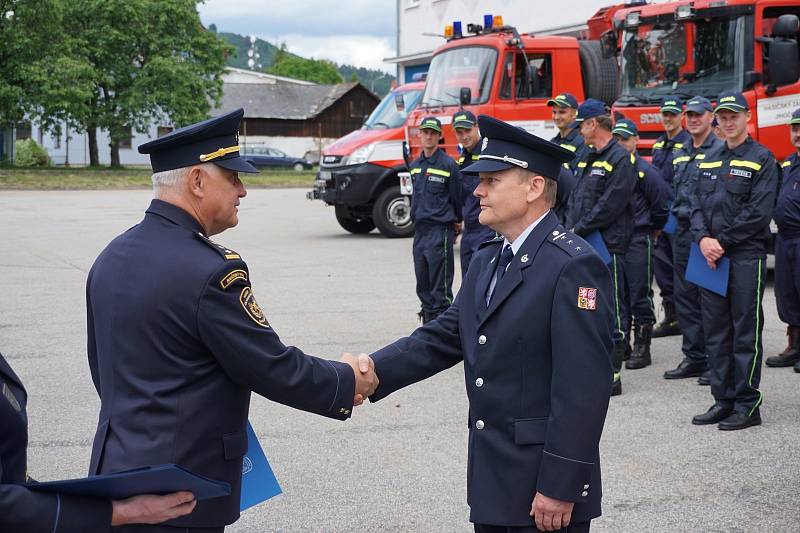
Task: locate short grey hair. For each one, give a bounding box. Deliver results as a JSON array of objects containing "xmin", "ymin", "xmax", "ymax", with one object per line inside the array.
[{"xmin": 151, "ymin": 166, "xmax": 189, "ymax": 195}]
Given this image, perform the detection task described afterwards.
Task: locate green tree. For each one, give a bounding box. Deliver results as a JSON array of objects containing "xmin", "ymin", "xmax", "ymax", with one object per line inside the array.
[
  {"xmin": 268, "ymin": 43, "xmax": 343, "ymax": 84},
  {"xmin": 61, "ymin": 0, "xmax": 232, "ymax": 166}
]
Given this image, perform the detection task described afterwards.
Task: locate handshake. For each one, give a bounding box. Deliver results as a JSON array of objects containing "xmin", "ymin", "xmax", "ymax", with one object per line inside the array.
[{"xmin": 341, "ymin": 352, "xmax": 379, "ymax": 406}]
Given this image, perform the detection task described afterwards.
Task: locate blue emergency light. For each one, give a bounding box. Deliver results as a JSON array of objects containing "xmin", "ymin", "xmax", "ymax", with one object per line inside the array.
[
  {"xmin": 484, "ymin": 14, "xmax": 493, "ymax": 29},
  {"xmin": 453, "ymin": 20, "xmax": 462, "ymax": 38}
]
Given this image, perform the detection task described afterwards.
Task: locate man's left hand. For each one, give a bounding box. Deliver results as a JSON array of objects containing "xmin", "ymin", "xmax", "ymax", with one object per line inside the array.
[{"xmin": 530, "ymin": 492, "xmax": 574, "ymax": 532}]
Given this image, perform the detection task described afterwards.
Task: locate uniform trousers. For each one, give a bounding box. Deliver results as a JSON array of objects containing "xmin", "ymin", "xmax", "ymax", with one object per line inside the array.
[
  {"xmin": 413, "ymin": 222, "xmax": 455, "ymax": 317},
  {"xmin": 700, "ymin": 257, "xmax": 766, "ymax": 415},
  {"xmin": 623, "ymin": 229, "xmax": 656, "ymax": 327},
  {"xmin": 460, "ymin": 225, "xmax": 496, "ymax": 277},
  {"xmin": 608, "ymin": 253, "xmax": 630, "ymax": 375},
  {"xmin": 653, "ymin": 232, "xmax": 675, "ymax": 309},
  {"xmin": 474, "ymin": 521, "xmax": 590, "ymax": 533},
  {"xmin": 775, "ymin": 234, "xmax": 800, "ymax": 326},
  {"xmin": 672, "ymin": 225, "xmax": 707, "ymax": 363}
]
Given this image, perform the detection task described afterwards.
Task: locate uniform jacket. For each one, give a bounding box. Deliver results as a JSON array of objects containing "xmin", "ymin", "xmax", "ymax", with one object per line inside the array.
[
  {"xmin": 551, "ymin": 126, "xmax": 589, "ymax": 175},
  {"xmin": 0, "ymin": 353, "xmax": 112, "ymax": 532},
  {"xmin": 776, "ymin": 152, "xmax": 800, "ymax": 240},
  {"xmin": 632, "ymin": 154, "xmax": 670, "ymax": 231},
  {"xmin": 410, "ymin": 148, "xmax": 463, "ymax": 225},
  {"xmin": 554, "ymin": 166, "xmax": 577, "ymax": 223},
  {"xmin": 565, "ymin": 138, "xmax": 637, "ymax": 254},
  {"xmin": 458, "ymin": 140, "xmax": 483, "ymax": 230},
  {"xmin": 651, "ymin": 129, "xmax": 692, "ymax": 184},
  {"xmin": 370, "ymin": 210, "xmax": 614, "ymax": 527},
  {"xmin": 671, "ymin": 134, "xmax": 724, "ymax": 226},
  {"xmin": 690, "ymin": 137, "xmax": 779, "ymax": 259},
  {"xmin": 86, "ymin": 200, "xmax": 356, "ymax": 528}
]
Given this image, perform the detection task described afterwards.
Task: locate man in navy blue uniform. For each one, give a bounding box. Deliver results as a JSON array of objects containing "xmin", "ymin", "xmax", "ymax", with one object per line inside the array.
[
  {"xmin": 612, "ymin": 119, "xmax": 670, "ymax": 370},
  {"xmin": 664, "ymin": 96, "xmax": 723, "ymax": 383},
  {"xmin": 767, "ymin": 108, "xmax": 800, "ymax": 371},
  {"xmin": 547, "ymin": 92, "xmax": 588, "ymax": 175},
  {"xmin": 410, "ymin": 116, "xmax": 462, "ymax": 323},
  {"xmin": 566, "ymin": 99, "xmax": 637, "ymax": 396},
  {"xmin": 454, "ymin": 110, "xmax": 496, "ymax": 276},
  {"xmin": 651, "ymin": 97, "xmax": 692, "ymax": 338},
  {"xmin": 690, "ymin": 91, "xmax": 778, "ymax": 430},
  {"xmin": 0, "ymin": 352, "xmax": 197, "ymax": 532},
  {"xmin": 86, "ymin": 108, "xmax": 378, "ymax": 532},
  {"xmin": 368, "ymin": 115, "xmax": 614, "ymax": 533}
]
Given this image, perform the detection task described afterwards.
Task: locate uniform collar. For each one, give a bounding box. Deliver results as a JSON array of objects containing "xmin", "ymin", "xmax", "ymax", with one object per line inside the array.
[
  {"xmin": 723, "ymin": 136, "xmax": 754, "ymax": 157},
  {"xmin": 592, "ymin": 137, "xmax": 618, "ymax": 156},
  {"xmin": 502, "ymin": 209, "xmax": 551, "ymax": 256},
  {"xmin": 420, "ymin": 148, "xmax": 442, "ymax": 163},
  {"xmin": 464, "ymin": 138, "xmax": 482, "ymax": 156},
  {"xmin": 146, "ymin": 199, "xmax": 206, "ymax": 235}
]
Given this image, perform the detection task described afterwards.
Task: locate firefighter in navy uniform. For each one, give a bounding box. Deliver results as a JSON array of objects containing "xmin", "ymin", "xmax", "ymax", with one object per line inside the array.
[
  {"xmin": 664, "ymin": 96, "xmax": 724, "ymax": 383},
  {"xmin": 453, "ymin": 110, "xmax": 495, "ymax": 276},
  {"xmin": 689, "ymin": 91, "xmax": 778, "ymax": 430},
  {"xmin": 766, "ymin": 108, "xmax": 800, "ymax": 372},
  {"xmin": 547, "ymin": 92, "xmax": 588, "ymax": 175},
  {"xmin": 651, "ymin": 97, "xmax": 693, "ymax": 338},
  {"xmin": 410, "ymin": 116, "xmax": 462, "ymax": 323},
  {"xmin": 612, "ymin": 119, "xmax": 670, "ymax": 370},
  {"xmin": 566, "ymin": 99, "xmax": 637, "ymax": 396}
]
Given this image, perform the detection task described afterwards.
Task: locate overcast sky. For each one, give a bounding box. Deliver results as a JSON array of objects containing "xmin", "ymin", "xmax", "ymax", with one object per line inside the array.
[{"xmin": 197, "ymin": 0, "xmax": 397, "ymax": 73}]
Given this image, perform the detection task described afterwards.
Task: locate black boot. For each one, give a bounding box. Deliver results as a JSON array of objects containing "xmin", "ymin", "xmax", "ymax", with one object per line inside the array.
[
  {"xmin": 766, "ymin": 325, "xmax": 800, "ymax": 367},
  {"xmin": 610, "ymin": 342, "xmax": 626, "ymax": 397},
  {"xmin": 652, "ymin": 302, "xmax": 681, "ymax": 338},
  {"xmin": 626, "ymin": 324, "xmax": 653, "ymax": 369}
]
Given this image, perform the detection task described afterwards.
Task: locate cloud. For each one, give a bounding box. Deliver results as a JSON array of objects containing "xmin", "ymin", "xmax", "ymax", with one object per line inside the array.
[{"xmin": 268, "ymin": 34, "xmax": 396, "ymax": 73}]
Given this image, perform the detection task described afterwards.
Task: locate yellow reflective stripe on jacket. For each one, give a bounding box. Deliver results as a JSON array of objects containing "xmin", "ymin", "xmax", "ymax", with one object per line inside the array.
[
  {"xmin": 673, "ymin": 143, "xmax": 684, "ymax": 150},
  {"xmin": 652, "ymin": 141, "xmax": 665, "ymax": 149},
  {"xmin": 638, "ymin": 171, "xmax": 645, "ymax": 179},
  {"xmin": 427, "ymin": 168, "xmax": 451, "ymax": 177},
  {"xmin": 630, "ymin": 153, "xmax": 636, "ymax": 164},
  {"xmin": 695, "ymin": 153, "xmax": 706, "ymax": 160},
  {"xmin": 783, "ymin": 160, "xmax": 793, "ymax": 168},
  {"xmin": 592, "ymin": 160, "xmax": 614, "ymax": 172},
  {"xmin": 457, "ymin": 156, "xmax": 465, "ymax": 164},
  {"xmin": 472, "ymin": 154, "xmax": 480, "ymax": 161},
  {"xmin": 560, "ymin": 143, "xmax": 578, "ymax": 152},
  {"xmin": 698, "ymin": 161, "xmax": 723, "ymax": 169},
  {"xmin": 577, "ymin": 161, "xmax": 588, "ymax": 168},
  {"xmin": 673, "ymin": 155, "xmax": 691, "ymax": 165},
  {"xmin": 730, "ymin": 160, "xmax": 762, "ymax": 171},
  {"xmin": 410, "ymin": 168, "xmax": 422, "ymax": 174}
]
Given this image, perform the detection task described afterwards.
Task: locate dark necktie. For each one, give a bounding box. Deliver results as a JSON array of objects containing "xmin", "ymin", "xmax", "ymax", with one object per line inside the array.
[{"xmin": 490, "ymin": 244, "xmax": 514, "ymax": 302}]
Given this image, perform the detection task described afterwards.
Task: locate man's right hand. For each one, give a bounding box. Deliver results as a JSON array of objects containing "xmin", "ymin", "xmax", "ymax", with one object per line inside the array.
[
  {"xmin": 699, "ymin": 236, "xmax": 725, "ymax": 263},
  {"xmin": 111, "ymin": 491, "xmax": 196, "ymax": 526},
  {"xmin": 341, "ymin": 352, "xmax": 379, "ymax": 406}
]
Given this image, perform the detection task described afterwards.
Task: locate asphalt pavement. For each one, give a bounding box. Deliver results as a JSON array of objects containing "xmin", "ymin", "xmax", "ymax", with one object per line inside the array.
[{"xmin": 0, "ymin": 189, "xmax": 798, "ymax": 533}]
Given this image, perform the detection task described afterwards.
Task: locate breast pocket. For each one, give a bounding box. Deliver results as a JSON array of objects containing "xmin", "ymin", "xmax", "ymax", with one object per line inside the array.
[
  {"xmin": 427, "ymin": 175, "xmax": 447, "ymax": 194},
  {"xmin": 725, "ymin": 178, "xmax": 752, "ymax": 202}
]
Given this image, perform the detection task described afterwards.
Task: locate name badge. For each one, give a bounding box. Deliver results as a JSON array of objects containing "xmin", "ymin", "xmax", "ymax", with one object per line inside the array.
[{"xmin": 2, "ymin": 381, "xmax": 21, "ymax": 412}]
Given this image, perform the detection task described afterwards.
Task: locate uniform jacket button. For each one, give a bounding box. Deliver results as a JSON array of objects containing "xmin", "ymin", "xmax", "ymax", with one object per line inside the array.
[
  {"xmin": 475, "ymin": 377, "xmax": 484, "ymax": 387},
  {"xmin": 582, "ymin": 491, "xmax": 589, "ymax": 497},
  {"xmin": 478, "ymin": 335, "xmax": 487, "ymax": 345},
  {"xmin": 475, "ymin": 420, "xmax": 485, "ymax": 430},
  {"xmin": 583, "ymin": 484, "xmax": 590, "ymax": 489}
]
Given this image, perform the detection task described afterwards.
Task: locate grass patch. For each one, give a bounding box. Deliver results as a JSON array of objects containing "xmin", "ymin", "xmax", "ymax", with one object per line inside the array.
[{"xmin": 0, "ymin": 166, "xmax": 316, "ymax": 190}]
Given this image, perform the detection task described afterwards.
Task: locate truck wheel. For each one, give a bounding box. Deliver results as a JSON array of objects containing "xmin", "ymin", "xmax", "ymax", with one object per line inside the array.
[
  {"xmin": 372, "ymin": 187, "xmax": 414, "ymax": 238},
  {"xmin": 335, "ymin": 205, "xmax": 375, "ymax": 234},
  {"xmin": 579, "ymin": 40, "xmax": 619, "ymax": 106}
]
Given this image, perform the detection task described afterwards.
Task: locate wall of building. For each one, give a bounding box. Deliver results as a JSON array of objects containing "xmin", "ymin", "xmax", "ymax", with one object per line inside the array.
[{"xmin": 28, "ymin": 123, "xmax": 162, "ymax": 166}]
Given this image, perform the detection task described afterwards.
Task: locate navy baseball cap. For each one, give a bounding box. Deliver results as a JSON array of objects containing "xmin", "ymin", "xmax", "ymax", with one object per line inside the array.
[
  {"xmin": 138, "ymin": 108, "xmax": 258, "ymax": 174},
  {"xmin": 790, "ymin": 108, "xmax": 800, "ymax": 125},
  {"xmin": 419, "ymin": 116, "xmax": 442, "ymax": 133},
  {"xmin": 685, "ymin": 96, "xmax": 714, "ymax": 114},
  {"xmin": 452, "ymin": 110, "xmax": 477, "ymax": 129},
  {"xmin": 460, "ymin": 115, "xmax": 574, "ymax": 180},
  {"xmin": 715, "ymin": 91, "xmax": 749, "ymax": 113},
  {"xmin": 547, "ymin": 92, "xmax": 579, "ymax": 109},
  {"xmin": 575, "ymin": 99, "xmax": 608, "ymax": 123},
  {"xmin": 612, "ymin": 119, "xmax": 638, "ymax": 138},
  {"xmin": 660, "ymin": 97, "xmax": 683, "ymax": 114}
]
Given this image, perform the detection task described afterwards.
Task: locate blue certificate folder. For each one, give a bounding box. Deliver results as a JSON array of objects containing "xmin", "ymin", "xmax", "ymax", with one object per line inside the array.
[
  {"xmin": 686, "ymin": 242, "xmax": 730, "ymax": 297},
  {"xmin": 240, "ymin": 422, "xmax": 282, "ymax": 511},
  {"xmin": 585, "ymin": 230, "xmax": 612, "ymax": 264},
  {"xmin": 663, "ymin": 212, "xmax": 678, "ymax": 234},
  {"xmin": 25, "ymin": 464, "xmax": 230, "ymax": 501}
]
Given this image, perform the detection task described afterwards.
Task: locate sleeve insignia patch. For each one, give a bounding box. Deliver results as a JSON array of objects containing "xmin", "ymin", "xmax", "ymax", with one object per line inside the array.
[
  {"xmin": 577, "ymin": 287, "xmax": 597, "ymax": 311},
  {"xmin": 240, "ymin": 286, "xmax": 270, "ymax": 328},
  {"xmin": 220, "ymin": 269, "xmax": 248, "ymax": 290}
]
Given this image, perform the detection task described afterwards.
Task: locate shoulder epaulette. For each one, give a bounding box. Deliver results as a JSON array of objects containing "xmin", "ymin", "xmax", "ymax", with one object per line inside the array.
[
  {"xmin": 547, "ymin": 228, "xmax": 589, "ymax": 257},
  {"xmin": 478, "ymin": 236, "xmax": 504, "ymax": 250},
  {"xmin": 195, "ymin": 233, "xmax": 241, "ymax": 260}
]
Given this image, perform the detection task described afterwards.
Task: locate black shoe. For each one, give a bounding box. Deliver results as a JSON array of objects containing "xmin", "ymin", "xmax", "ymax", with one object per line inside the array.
[
  {"xmin": 766, "ymin": 325, "xmax": 800, "ymax": 367},
  {"xmin": 611, "ymin": 374, "xmax": 622, "ymax": 396},
  {"xmin": 718, "ymin": 411, "xmax": 762, "ymax": 431},
  {"xmin": 626, "ymin": 324, "xmax": 653, "ymax": 369},
  {"xmin": 664, "ymin": 359, "xmax": 707, "ymax": 379},
  {"xmin": 795, "ymin": 360, "xmax": 800, "ymax": 373},
  {"xmin": 692, "ymin": 403, "xmax": 733, "ymax": 425},
  {"xmin": 697, "ymin": 370, "xmax": 710, "ymax": 386},
  {"xmin": 652, "ymin": 319, "xmax": 680, "ymax": 338}
]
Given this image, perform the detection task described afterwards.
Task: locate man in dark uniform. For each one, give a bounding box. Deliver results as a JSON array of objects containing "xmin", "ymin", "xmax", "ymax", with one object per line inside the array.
[
  {"xmin": 651, "ymin": 97, "xmax": 693, "ymax": 338},
  {"xmin": 368, "ymin": 115, "xmax": 614, "ymax": 533},
  {"xmin": 566, "ymin": 99, "xmax": 637, "ymax": 396},
  {"xmin": 0, "ymin": 351, "xmax": 197, "ymax": 532},
  {"xmin": 86, "ymin": 108, "xmax": 378, "ymax": 532},
  {"xmin": 664, "ymin": 96, "xmax": 724, "ymax": 383},
  {"xmin": 547, "ymin": 92, "xmax": 588, "ymax": 175},
  {"xmin": 454, "ymin": 110, "xmax": 495, "ymax": 276},
  {"xmin": 612, "ymin": 119, "xmax": 670, "ymax": 370},
  {"xmin": 767, "ymin": 108, "xmax": 800, "ymax": 371},
  {"xmin": 690, "ymin": 91, "xmax": 778, "ymax": 430},
  {"xmin": 410, "ymin": 116, "xmax": 462, "ymax": 322}
]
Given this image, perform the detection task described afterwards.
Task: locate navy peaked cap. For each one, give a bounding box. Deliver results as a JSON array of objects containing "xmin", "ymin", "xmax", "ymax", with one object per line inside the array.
[{"xmin": 138, "ymin": 108, "xmax": 258, "ymax": 174}]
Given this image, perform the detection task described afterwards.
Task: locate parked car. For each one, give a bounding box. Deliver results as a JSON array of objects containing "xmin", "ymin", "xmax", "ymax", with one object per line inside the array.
[{"xmin": 241, "ymin": 146, "xmax": 312, "ymax": 171}]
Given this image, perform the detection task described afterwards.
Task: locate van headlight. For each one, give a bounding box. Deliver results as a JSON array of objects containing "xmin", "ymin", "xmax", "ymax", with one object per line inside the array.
[{"xmin": 345, "ymin": 143, "xmax": 376, "ymax": 165}]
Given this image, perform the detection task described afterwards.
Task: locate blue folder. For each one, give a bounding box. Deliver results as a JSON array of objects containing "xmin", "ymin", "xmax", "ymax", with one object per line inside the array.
[
  {"xmin": 25, "ymin": 464, "xmax": 230, "ymax": 501},
  {"xmin": 685, "ymin": 242, "xmax": 730, "ymax": 297},
  {"xmin": 240, "ymin": 422, "xmax": 282, "ymax": 511},
  {"xmin": 585, "ymin": 230, "xmax": 612, "ymax": 264},
  {"xmin": 663, "ymin": 212, "xmax": 678, "ymax": 235}
]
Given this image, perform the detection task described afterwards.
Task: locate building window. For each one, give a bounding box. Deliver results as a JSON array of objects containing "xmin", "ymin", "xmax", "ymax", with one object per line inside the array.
[
  {"xmin": 157, "ymin": 126, "xmax": 173, "ymax": 137},
  {"xmin": 53, "ymin": 133, "xmax": 61, "ymax": 149},
  {"xmin": 15, "ymin": 122, "xmax": 31, "ymax": 140},
  {"xmin": 37, "ymin": 128, "xmax": 44, "ymax": 145},
  {"xmin": 119, "ymin": 126, "xmax": 132, "ymax": 149}
]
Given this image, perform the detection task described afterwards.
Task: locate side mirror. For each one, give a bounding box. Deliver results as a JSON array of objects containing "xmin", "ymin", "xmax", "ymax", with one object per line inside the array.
[
  {"xmin": 600, "ymin": 30, "xmax": 618, "ymax": 59},
  {"xmin": 395, "ymin": 94, "xmax": 405, "ymax": 112},
  {"xmin": 766, "ymin": 14, "xmax": 800, "ymax": 87},
  {"xmin": 459, "ymin": 87, "xmax": 472, "ymax": 106}
]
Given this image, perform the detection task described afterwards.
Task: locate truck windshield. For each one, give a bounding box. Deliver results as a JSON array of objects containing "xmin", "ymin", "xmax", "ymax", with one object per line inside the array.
[
  {"xmin": 421, "ymin": 46, "xmax": 497, "ymax": 107},
  {"xmin": 619, "ymin": 15, "xmax": 751, "ymax": 103},
  {"xmin": 364, "ymin": 88, "xmax": 422, "ymax": 129}
]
